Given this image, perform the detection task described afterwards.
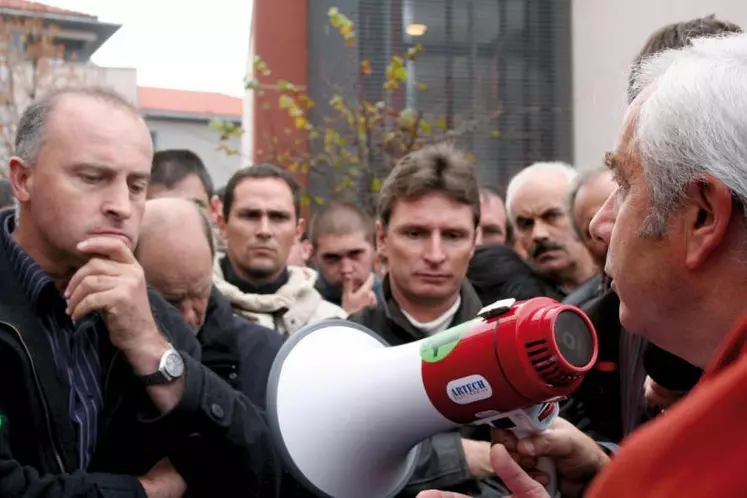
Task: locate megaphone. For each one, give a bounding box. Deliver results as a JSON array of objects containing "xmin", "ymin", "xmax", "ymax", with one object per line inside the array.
[{"xmin": 266, "ymin": 297, "xmax": 598, "ymax": 498}]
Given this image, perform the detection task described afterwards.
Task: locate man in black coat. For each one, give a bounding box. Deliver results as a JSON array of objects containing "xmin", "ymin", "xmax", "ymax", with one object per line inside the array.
[
  {"xmin": 0, "ymin": 87, "xmax": 281, "ymax": 497},
  {"xmin": 138, "ymin": 197, "xmax": 320, "ymax": 498},
  {"xmin": 137, "ymin": 197, "xmax": 284, "ymax": 410}
]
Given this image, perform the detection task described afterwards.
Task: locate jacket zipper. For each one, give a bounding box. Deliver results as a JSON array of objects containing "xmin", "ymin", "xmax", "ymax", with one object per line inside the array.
[{"xmin": 0, "ymin": 320, "xmax": 66, "ymax": 473}]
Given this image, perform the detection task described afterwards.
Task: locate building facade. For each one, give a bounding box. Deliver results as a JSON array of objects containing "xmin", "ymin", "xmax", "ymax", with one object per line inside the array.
[
  {"xmin": 244, "ymin": 0, "xmax": 747, "ymax": 195},
  {"xmin": 139, "ymin": 87, "xmax": 243, "ymax": 189},
  {"xmin": 245, "ymin": 0, "xmax": 573, "ymax": 195}
]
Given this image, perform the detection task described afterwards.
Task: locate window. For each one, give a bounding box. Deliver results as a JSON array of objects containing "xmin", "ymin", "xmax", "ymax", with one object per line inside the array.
[{"xmin": 309, "ymin": 0, "xmax": 573, "ymax": 193}]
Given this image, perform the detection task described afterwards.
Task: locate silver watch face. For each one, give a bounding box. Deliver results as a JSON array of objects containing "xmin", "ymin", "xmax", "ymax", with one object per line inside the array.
[{"xmin": 163, "ymin": 350, "xmax": 184, "ymax": 378}]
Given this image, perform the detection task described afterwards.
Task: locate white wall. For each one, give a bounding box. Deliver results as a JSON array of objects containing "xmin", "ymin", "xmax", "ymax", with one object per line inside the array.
[
  {"xmin": 85, "ymin": 66, "xmax": 138, "ymax": 103},
  {"xmin": 572, "ymin": 0, "xmax": 747, "ymax": 169},
  {"xmin": 145, "ymin": 117, "xmax": 243, "ymax": 188}
]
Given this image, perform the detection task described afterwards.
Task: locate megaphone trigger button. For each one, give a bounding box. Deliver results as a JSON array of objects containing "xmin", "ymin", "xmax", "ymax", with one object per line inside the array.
[{"xmin": 210, "ymin": 403, "xmax": 225, "ymax": 420}]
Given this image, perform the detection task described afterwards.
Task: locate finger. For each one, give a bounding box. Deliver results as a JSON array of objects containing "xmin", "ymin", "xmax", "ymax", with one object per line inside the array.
[
  {"xmin": 341, "ymin": 276, "xmax": 355, "ymax": 297},
  {"xmin": 68, "ymin": 288, "xmax": 119, "ymax": 321},
  {"xmin": 517, "ymin": 419, "xmax": 580, "ymax": 458},
  {"xmin": 416, "ymin": 492, "xmax": 470, "ymax": 498},
  {"xmin": 367, "ymin": 291, "xmax": 377, "ymax": 307},
  {"xmin": 361, "ymin": 273, "xmax": 375, "ymax": 292},
  {"xmin": 350, "ymin": 273, "xmax": 375, "ymax": 299},
  {"xmin": 491, "ymin": 444, "xmax": 549, "ymax": 497},
  {"xmin": 66, "ymin": 275, "xmax": 120, "ymax": 317},
  {"xmin": 77, "ymin": 236, "xmax": 135, "ymax": 265},
  {"xmin": 491, "ymin": 428, "xmax": 519, "ymax": 451},
  {"xmin": 65, "ymin": 258, "xmax": 123, "ymax": 298}
]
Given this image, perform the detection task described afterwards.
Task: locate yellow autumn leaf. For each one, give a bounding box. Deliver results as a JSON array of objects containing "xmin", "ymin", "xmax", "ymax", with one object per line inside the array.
[
  {"xmin": 360, "ymin": 59, "xmax": 372, "ymax": 76},
  {"xmin": 278, "ymin": 94, "xmax": 294, "ymax": 109}
]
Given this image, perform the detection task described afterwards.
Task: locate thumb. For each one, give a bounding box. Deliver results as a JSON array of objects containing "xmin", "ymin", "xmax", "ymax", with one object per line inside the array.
[{"xmin": 491, "ymin": 444, "xmax": 550, "ymax": 497}]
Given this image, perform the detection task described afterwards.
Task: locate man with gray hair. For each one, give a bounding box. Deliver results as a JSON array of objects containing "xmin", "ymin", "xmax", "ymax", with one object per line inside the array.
[
  {"xmin": 419, "ymin": 30, "xmax": 747, "ymax": 498},
  {"xmin": 505, "ymin": 162, "xmax": 597, "ymax": 293}
]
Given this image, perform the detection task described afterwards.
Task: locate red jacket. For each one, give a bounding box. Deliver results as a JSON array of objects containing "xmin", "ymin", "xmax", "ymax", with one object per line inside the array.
[{"xmin": 587, "ymin": 313, "xmax": 747, "ymax": 497}]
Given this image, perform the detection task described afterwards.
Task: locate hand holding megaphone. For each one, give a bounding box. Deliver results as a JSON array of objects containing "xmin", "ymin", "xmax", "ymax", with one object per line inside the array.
[{"xmin": 267, "ymin": 297, "xmax": 598, "ymax": 498}]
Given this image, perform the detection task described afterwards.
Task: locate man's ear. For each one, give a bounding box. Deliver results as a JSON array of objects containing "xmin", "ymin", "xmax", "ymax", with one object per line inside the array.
[
  {"xmin": 475, "ymin": 225, "xmax": 483, "ymax": 246},
  {"xmin": 8, "ymin": 157, "xmax": 31, "ymax": 203},
  {"xmin": 683, "ymin": 176, "xmax": 733, "ymax": 270},
  {"xmin": 209, "ymin": 195, "xmax": 222, "ymax": 225},
  {"xmin": 296, "ymin": 218, "xmax": 306, "ymax": 243},
  {"xmin": 376, "ymin": 220, "xmax": 388, "ymax": 260}
]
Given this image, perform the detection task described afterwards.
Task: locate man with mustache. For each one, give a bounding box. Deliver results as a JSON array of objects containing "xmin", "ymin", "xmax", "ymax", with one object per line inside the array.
[
  {"xmin": 213, "ymin": 164, "xmax": 346, "ymax": 335},
  {"xmin": 505, "ymin": 162, "xmax": 597, "ymax": 294}
]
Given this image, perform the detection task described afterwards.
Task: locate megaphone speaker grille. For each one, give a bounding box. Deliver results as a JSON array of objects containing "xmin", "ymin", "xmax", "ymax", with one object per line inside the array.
[{"xmin": 553, "ymin": 310, "xmax": 595, "ymax": 368}]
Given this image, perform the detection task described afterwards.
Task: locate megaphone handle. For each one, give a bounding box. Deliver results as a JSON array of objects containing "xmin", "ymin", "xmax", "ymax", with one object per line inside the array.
[{"xmin": 510, "ymin": 430, "xmax": 560, "ymax": 498}]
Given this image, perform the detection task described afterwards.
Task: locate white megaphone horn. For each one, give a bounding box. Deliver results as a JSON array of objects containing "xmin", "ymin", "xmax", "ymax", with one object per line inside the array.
[{"xmin": 266, "ymin": 297, "xmax": 599, "ymax": 498}]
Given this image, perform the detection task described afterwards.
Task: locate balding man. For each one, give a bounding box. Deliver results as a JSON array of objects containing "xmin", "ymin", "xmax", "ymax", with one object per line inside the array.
[
  {"xmin": 0, "ymin": 87, "xmax": 279, "ymax": 496},
  {"xmin": 137, "ymin": 197, "xmax": 283, "ymax": 409},
  {"xmin": 506, "ymin": 162, "xmax": 596, "ymax": 293}
]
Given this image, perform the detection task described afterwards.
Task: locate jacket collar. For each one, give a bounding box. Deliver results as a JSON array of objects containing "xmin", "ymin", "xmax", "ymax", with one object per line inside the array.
[{"xmin": 379, "ymin": 274, "xmax": 483, "ymax": 339}]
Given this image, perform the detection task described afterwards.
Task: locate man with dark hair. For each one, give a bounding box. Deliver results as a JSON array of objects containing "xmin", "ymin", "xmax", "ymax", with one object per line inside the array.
[
  {"xmin": 309, "ymin": 201, "xmax": 383, "ymax": 314},
  {"xmin": 215, "ymin": 164, "xmax": 345, "ymax": 335},
  {"xmin": 0, "ymin": 178, "xmax": 13, "ymax": 209},
  {"xmin": 628, "ymin": 14, "xmax": 742, "ymax": 103},
  {"xmin": 476, "ymin": 186, "xmax": 509, "ymax": 247},
  {"xmin": 149, "ymin": 149, "xmax": 214, "ymax": 208},
  {"xmin": 1, "ymin": 87, "xmax": 280, "ymax": 496},
  {"xmin": 350, "ymin": 142, "xmax": 508, "ymax": 497},
  {"xmin": 148, "ymin": 149, "xmax": 227, "ymax": 252}
]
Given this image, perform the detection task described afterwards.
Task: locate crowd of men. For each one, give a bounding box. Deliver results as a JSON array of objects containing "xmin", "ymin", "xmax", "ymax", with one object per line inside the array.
[{"xmin": 0, "ymin": 12, "xmax": 745, "ymax": 498}]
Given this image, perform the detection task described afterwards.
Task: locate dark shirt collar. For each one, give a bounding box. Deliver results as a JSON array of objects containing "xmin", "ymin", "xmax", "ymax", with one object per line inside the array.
[
  {"xmin": 314, "ymin": 272, "xmax": 343, "ymax": 305},
  {"xmin": 220, "ymin": 256, "xmax": 289, "ymax": 295},
  {"xmin": 1, "ymin": 214, "xmax": 59, "ymax": 311},
  {"xmin": 379, "ymin": 275, "xmax": 484, "ymax": 338}
]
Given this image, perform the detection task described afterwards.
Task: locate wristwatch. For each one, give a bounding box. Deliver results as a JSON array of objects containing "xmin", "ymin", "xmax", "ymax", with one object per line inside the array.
[{"xmin": 140, "ymin": 344, "xmax": 185, "ymax": 386}]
